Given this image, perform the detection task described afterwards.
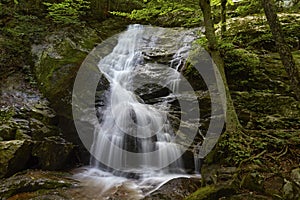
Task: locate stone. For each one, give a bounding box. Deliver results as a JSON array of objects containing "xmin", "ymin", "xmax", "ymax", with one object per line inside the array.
[
  {"xmin": 144, "ymin": 177, "xmax": 202, "ymax": 200},
  {"xmin": 31, "ymin": 27, "xmax": 101, "ymax": 121},
  {"xmin": 0, "ymin": 140, "xmax": 32, "ymax": 178},
  {"xmin": 32, "ymin": 138, "xmax": 75, "ymax": 170},
  {"xmin": 0, "ymin": 170, "xmax": 74, "ymax": 199}
]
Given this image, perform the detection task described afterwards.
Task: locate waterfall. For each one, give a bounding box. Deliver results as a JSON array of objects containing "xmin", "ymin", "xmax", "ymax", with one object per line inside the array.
[
  {"xmin": 73, "ymin": 24, "xmax": 201, "ymax": 199},
  {"xmin": 90, "ymin": 24, "xmax": 184, "ymax": 173}
]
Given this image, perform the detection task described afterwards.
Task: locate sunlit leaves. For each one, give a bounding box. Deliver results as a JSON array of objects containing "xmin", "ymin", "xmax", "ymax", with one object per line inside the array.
[
  {"xmin": 43, "ymin": 0, "xmax": 90, "ymax": 25},
  {"xmin": 111, "ymin": 0, "xmax": 201, "ymax": 26}
]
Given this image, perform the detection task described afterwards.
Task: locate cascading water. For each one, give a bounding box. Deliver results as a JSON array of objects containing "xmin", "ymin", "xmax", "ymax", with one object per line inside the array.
[
  {"xmin": 90, "ymin": 24, "xmax": 183, "ymax": 173},
  {"xmin": 73, "ymin": 24, "xmax": 200, "ymax": 199}
]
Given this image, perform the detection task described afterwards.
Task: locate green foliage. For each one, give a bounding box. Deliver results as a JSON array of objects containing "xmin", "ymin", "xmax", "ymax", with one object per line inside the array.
[
  {"xmin": 43, "ymin": 0, "xmax": 90, "ymax": 25},
  {"xmin": 111, "ymin": 0, "xmax": 202, "ymax": 27},
  {"xmin": 0, "ymin": 8, "xmax": 48, "ymax": 70},
  {"xmin": 211, "ymin": 0, "xmax": 234, "ymax": 6},
  {"xmin": 219, "ymin": 42, "xmax": 262, "ymax": 91},
  {"xmin": 218, "ymin": 133, "xmax": 251, "ymax": 165},
  {"xmin": 235, "ymin": 0, "xmax": 263, "ymax": 16}
]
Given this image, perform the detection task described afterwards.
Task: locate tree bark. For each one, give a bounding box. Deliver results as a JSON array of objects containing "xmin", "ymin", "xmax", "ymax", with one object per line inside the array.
[
  {"xmin": 221, "ymin": 0, "xmax": 227, "ymax": 38},
  {"xmin": 262, "ymin": 0, "xmax": 300, "ymax": 100},
  {"xmin": 199, "ymin": 0, "xmax": 241, "ymax": 132}
]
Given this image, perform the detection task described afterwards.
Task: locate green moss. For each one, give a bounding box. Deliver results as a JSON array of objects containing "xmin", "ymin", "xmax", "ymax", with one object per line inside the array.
[
  {"xmin": 0, "ymin": 170, "xmax": 74, "ymax": 199},
  {"xmin": 33, "ymin": 27, "xmax": 100, "ymax": 118},
  {"xmin": 0, "ymin": 140, "xmax": 32, "ymax": 178},
  {"xmin": 185, "ymin": 185, "xmax": 236, "ymax": 200},
  {"xmin": 0, "ymin": 107, "xmax": 14, "ymax": 124}
]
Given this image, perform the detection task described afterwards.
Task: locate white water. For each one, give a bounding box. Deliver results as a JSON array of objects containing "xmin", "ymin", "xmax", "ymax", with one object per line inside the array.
[
  {"xmin": 74, "ymin": 25, "xmax": 199, "ymax": 199},
  {"xmin": 91, "ymin": 24, "xmax": 184, "ymax": 172}
]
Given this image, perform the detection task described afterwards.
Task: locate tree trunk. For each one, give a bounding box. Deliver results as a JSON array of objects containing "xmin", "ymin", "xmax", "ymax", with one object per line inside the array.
[
  {"xmin": 199, "ymin": 0, "xmax": 241, "ymax": 132},
  {"xmin": 262, "ymin": 0, "xmax": 300, "ymax": 100},
  {"xmin": 221, "ymin": 0, "xmax": 227, "ymax": 38}
]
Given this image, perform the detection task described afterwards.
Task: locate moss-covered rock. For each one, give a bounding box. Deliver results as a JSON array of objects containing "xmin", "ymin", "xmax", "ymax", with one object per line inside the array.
[
  {"xmin": 184, "ymin": 184, "xmax": 236, "ymax": 200},
  {"xmin": 0, "ymin": 170, "xmax": 75, "ymax": 199},
  {"xmin": 32, "ymin": 138, "xmax": 75, "ymax": 170},
  {"xmin": 0, "ymin": 140, "xmax": 32, "ymax": 178},
  {"xmin": 32, "ymin": 27, "xmax": 100, "ymax": 120}
]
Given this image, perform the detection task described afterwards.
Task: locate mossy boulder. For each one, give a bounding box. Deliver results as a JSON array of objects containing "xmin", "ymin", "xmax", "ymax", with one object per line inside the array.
[
  {"xmin": 0, "ymin": 170, "xmax": 74, "ymax": 199},
  {"xmin": 184, "ymin": 184, "xmax": 236, "ymax": 200},
  {"xmin": 32, "ymin": 138, "xmax": 75, "ymax": 170},
  {"xmin": 0, "ymin": 140, "xmax": 32, "ymax": 178},
  {"xmin": 32, "ymin": 27, "xmax": 100, "ymax": 120}
]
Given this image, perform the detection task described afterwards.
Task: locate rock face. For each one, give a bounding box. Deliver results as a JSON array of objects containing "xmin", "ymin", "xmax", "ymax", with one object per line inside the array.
[
  {"xmin": 32, "ymin": 27, "xmax": 100, "ymax": 120},
  {"xmin": 32, "ymin": 139, "xmax": 74, "ymax": 170},
  {"xmin": 0, "ymin": 21, "xmax": 127, "ymax": 178},
  {"xmin": 0, "ymin": 140, "xmax": 32, "ymax": 178},
  {"xmin": 0, "ymin": 71, "xmax": 76, "ymax": 178}
]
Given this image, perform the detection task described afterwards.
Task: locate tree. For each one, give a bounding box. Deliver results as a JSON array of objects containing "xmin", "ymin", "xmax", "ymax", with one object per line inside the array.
[
  {"xmin": 199, "ymin": 0, "xmax": 241, "ymax": 132},
  {"xmin": 262, "ymin": 0, "xmax": 300, "ymax": 100}
]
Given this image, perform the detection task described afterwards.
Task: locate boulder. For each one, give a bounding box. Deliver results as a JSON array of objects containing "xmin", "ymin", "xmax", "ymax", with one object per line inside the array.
[
  {"xmin": 0, "ymin": 170, "xmax": 75, "ymax": 199},
  {"xmin": 144, "ymin": 177, "xmax": 202, "ymax": 200},
  {"xmin": 0, "ymin": 140, "xmax": 32, "ymax": 178},
  {"xmin": 32, "ymin": 27, "xmax": 100, "ymax": 120},
  {"xmin": 32, "ymin": 138, "xmax": 75, "ymax": 170}
]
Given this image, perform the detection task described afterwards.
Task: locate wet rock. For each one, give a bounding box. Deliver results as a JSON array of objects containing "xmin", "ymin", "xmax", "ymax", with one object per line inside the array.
[
  {"xmin": 0, "ymin": 170, "xmax": 75, "ymax": 199},
  {"xmin": 144, "ymin": 177, "xmax": 201, "ymax": 200},
  {"xmin": 32, "ymin": 138, "xmax": 75, "ymax": 170},
  {"xmin": 142, "ymin": 49, "xmax": 174, "ymax": 64},
  {"xmin": 0, "ymin": 140, "xmax": 32, "ymax": 178}
]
